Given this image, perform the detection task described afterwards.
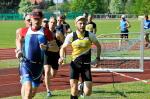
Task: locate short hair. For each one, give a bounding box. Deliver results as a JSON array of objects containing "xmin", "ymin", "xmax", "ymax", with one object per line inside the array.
[
  {"xmin": 30, "ymin": 9, "xmax": 43, "ymax": 18},
  {"xmin": 145, "ymin": 14, "xmax": 149, "ymax": 19}
]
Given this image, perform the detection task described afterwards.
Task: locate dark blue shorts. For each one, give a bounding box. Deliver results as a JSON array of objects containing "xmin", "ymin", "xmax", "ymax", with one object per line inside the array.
[{"xmin": 19, "ymin": 60, "xmax": 43, "ymax": 87}]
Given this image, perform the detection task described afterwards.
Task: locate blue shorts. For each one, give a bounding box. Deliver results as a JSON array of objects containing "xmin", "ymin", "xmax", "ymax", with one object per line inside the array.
[{"xmin": 19, "ymin": 60, "xmax": 43, "ymax": 87}]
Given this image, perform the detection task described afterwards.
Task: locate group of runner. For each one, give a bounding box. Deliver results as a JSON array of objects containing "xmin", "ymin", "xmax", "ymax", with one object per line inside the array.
[{"xmin": 15, "ymin": 9, "xmax": 101, "ymax": 99}]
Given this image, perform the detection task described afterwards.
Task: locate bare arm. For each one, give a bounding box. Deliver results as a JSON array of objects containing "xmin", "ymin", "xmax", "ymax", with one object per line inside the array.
[
  {"xmin": 58, "ymin": 43, "xmax": 69, "ymax": 65},
  {"xmin": 92, "ymin": 39, "xmax": 101, "ymax": 59},
  {"xmin": 15, "ymin": 30, "xmax": 24, "ymax": 58},
  {"xmin": 126, "ymin": 20, "xmax": 131, "ymax": 28}
]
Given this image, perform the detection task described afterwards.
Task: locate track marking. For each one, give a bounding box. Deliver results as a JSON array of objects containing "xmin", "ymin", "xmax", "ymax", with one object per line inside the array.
[
  {"xmin": 0, "ymin": 82, "xmax": 19, "ymax": 87},
  {"xmin": 108, "ymin": 70, "xmax": 149, "ymax": 84},
  {"xmin": 0, "ymin": 73, "xmax": 18, "ymax": 77}
]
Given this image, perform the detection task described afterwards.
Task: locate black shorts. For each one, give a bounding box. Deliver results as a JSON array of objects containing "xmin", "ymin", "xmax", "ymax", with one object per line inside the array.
[
  {"xmin": 70, "ymin": 61, "xmax": 92, "ymax": 81},
  {"xmin": 121, "ymin": 30, "xmax": 128, "ymax": 38},
  {"xmin": 44, "ymin": 51, "xmax": 59, "ymax": 70}
]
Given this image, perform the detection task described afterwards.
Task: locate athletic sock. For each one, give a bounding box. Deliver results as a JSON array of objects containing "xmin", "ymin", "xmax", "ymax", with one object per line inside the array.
[{"xmin": 70, "ymin": 95, "xmax": 78, "ymax": 99}]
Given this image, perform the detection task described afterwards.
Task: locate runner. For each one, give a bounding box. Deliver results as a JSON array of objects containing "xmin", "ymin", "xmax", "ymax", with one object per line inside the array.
[
  {"xmin": 41, "ymin": 16, "xmax": 63, "ymax": 97},
  {"xmin": 58, "ymin": 16, "xmax": 101, "ymax": 99},
  {"xmin": 16, "ymin": 9, "xmax": 53, "ymax": 99}
]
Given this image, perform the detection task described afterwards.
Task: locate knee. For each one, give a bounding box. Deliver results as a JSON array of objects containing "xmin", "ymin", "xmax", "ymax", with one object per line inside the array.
[
  {"xmin": 51, "ymin": 72, "xmax": 56, "ymax": 78},
  {"xmin": 50, "ymin": 70, "xmax": 57, "ymax": 78},
  {"xmin": 83, "ymin": 81, "xmax": 92, "ymax": 96},
  {"xmin": 84, "ymin": 90, "xmax": 92, "ymax": 96}
]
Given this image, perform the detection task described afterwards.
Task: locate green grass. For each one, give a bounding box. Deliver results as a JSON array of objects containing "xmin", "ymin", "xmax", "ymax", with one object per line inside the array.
[
  {"xmin": 0, "ymin": 21, "xmax": 24, "ymax": 48},
  {"xmin": 0, "ymin": 59, "xmax": 18, "ymax": 69},
  {"xmin": 3, "ymin": 81, "xmax": 150, "ymax": 99}
]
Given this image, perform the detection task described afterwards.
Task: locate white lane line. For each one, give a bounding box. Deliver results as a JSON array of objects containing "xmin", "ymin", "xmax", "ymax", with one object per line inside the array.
[
  {"xmin": 0, "ymin": 73, "xmax": 18, "ymax": 77},
  {"xmin": 0, "ymin": 82, "xmax": 19, "ymax": 87}
]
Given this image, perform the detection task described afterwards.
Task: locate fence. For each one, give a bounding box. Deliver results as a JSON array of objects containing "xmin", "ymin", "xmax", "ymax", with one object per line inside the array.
[{"xmin": 0, "ymin": 13, "xmax": 138, "ymax": 20}]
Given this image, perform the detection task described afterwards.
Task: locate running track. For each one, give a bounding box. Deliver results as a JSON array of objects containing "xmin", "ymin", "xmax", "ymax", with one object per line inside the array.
[{"xmin": 0, "ymin": 49, "xmax": 150, "ymax": 98}]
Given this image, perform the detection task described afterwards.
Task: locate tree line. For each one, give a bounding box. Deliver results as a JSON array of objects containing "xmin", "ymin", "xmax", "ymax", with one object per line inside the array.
[{"xmin": 12, "ymin": 0, "xmax": 150, "ymax": 15}]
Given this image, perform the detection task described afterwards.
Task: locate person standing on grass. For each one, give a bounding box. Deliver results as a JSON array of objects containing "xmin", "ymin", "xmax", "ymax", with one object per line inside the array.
[
  {"xmin": 58, "ymin": 16, "xmax": 101, "ymax": 99},
  {"xmin": 16, "ymin": 9, "xmax": 53, "ymax": 99},
  {"xmin": 85, "ymin": 14, "xmax": 97, "ymax": 34},
  {"xmin": 144, "ymin": 15, "xmax": 150, "ymax": 47},
  {"xmin": 40, "ymin": 16, "xmax": 64, "ymax": 97},
  {"xmin": 119, "ymin": 15, "xmax": 131, "ymax": 50}
]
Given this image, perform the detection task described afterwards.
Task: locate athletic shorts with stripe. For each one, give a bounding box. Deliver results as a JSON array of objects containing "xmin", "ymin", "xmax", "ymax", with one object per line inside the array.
[{"xmin": 19, "ymin": 60, "xmax": 43, "ymax": 87}]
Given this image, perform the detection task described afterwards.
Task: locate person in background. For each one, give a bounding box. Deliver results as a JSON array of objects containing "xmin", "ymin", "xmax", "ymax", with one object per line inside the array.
[
  {"xmin": 41, "ymin": 16, "xmax": 63, "ymax": 97},
  {"xmin": 61, "ymin": 14, "xmax": 72, "ymax": 36},
  {"xmin": 16, "ymin": 13, "xmax": 31, "ymax": 44},
  {"xmin": 118, "ymin": 14, "xmax": 131, "ymax": 50},
  {"xmin": 83, "ymin": 12, "xmax": 88, "ymax": 23},
  {"xmin": 41, "ymin": 18, "xmax": 49, "ymax": 28},
  {"xmin": 58, "ymin": 16, "xmax": 101, "ymax": 99},
  {"xmin": 85, "ymin": 14, "xmax": 97, "ymax": 34},
  {"xmin": 55, "ymin": 15, "xmax": 66, "ymax": 36},
  {"xmin": 144, "ymin": 15, "xmax": 150, "ymax": 47}
]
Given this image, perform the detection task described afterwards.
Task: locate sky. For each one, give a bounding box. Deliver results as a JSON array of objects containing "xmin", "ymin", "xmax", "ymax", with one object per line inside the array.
[{"xmin": 53, "ymin": 0, "xmax": 63, "ymax": 3}]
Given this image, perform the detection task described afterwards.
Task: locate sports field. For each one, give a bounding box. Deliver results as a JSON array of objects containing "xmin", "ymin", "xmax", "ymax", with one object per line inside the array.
[{"xmin": 0, "ymin": 19, "xmax": 150, "ymax": 99}]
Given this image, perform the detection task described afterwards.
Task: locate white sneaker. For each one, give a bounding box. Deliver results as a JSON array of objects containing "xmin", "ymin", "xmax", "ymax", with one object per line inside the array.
[
  {"xmin": 78, "ymin": 83, "xmax": 84, "ymax": 97},
  {"xmin": 47, "ymin": 91, "xmax": 52, "ymax": 97}
]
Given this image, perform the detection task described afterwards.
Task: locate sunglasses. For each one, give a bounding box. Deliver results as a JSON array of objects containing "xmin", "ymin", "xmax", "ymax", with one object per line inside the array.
[
  {"xmin": 43, "ymin": 21, "xmax": 48, "ymax": 23},
  {"xmin": 26, "ymin": 19, "xmax": 30, "ymax": 22}
]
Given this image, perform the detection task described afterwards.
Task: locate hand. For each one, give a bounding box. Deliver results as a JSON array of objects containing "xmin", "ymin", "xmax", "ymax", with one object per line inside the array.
[
  {"xmin": 15, "ymin": 49, "xmax": 23, "ymax": 58},
  {"xmin": 58, "ymin": 57, "xmax": 64, "ymax": 65},
  {"xmin": 40, "ymin": 43, "xmax": 47, "ymax": 50},
  {"xmin": 91, "ymin": 57, "xmax": 100, "ymax": 68},
  {"xmin": 47, "ymin": 40, "xmax": 59, "ymax": 52}
]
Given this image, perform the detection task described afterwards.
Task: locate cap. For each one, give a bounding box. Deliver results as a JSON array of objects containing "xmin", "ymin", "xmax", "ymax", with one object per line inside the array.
[
  {"xmin": 25, "ymin": 14, "xmax": 30, "ymax": 21},
  {"xmin": 43, "ymin": 18, "xmax": 48, "ymax": 22},
  {"xmin": 75, "ymin": 16, "xmax": 86, "ymax": 23},
  {"xmin": 121, "ymin": 15, "xmax": 126, "ymax": 18},
  {"xmin": 30, "ymin": 9, "xmax": 43, "ymax": 18}
]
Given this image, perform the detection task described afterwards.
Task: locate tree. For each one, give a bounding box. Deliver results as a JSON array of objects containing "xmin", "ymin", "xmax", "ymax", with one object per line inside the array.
[
  {"xmin": 18, "ymin": 0, "xmax": 33, "ymax": 14},
  {"xmin": 109, "ymin": 0, "xmax": 124, "ymax": 14},
  {"xmin": 125, "ymin": 0, "xmax": 150, "ymax": 14},
  {"xmin": 70, "ymin": 0, "xmax": 97, "ymax": 13}
]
